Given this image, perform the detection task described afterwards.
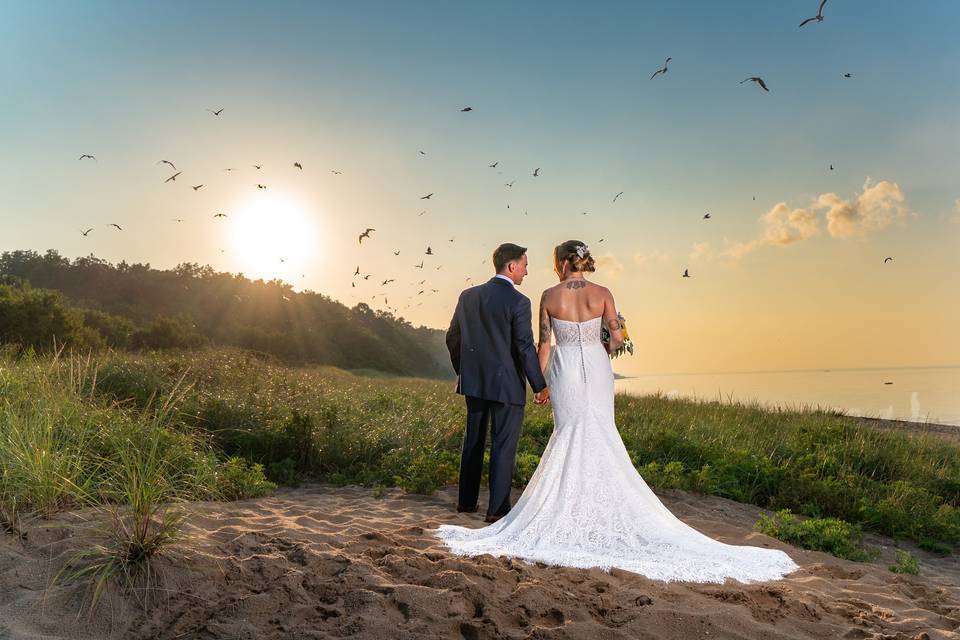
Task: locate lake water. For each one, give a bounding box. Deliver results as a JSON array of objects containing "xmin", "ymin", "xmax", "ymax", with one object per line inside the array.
[{"xmin": 614, "ymin": 366, "xmax": 960, "ymax": 427}]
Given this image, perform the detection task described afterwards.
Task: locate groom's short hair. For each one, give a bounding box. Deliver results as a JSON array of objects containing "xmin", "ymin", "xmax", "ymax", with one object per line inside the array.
[{"xmin": 493, "ymin": 243, "xmax": 527, "ymax": 272}]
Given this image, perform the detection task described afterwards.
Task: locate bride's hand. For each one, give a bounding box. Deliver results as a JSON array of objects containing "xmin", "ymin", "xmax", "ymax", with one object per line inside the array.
[{"xmin": 534, "ymin": 388, "xmax": 550, "ymax": 405}]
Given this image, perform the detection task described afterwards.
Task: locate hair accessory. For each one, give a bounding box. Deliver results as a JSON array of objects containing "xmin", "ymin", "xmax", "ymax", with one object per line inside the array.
[{"xmin": 575, "ymin": 244, "xmax": 588, "ymax": 259}]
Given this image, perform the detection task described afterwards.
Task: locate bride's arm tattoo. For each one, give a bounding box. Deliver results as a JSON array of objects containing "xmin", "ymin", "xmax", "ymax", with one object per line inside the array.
[
  {"xmin": 606, "ymin": 317, "xmax": 622, "ymax": 331},
  {"xmin": 537, "ymin": 292, "xmax": 551, "ymax": 348}
]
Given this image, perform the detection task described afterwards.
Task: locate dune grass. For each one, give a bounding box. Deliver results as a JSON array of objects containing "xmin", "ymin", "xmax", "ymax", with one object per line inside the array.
[{"xmin": 1, "ymin": 345, "xmax": 957, "ymax": 606}]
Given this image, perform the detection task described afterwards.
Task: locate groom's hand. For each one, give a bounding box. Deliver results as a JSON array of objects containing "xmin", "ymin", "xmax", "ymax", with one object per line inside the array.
[{"xmin": 534, "ymin": 387, "xmax": 550, "ymax": 405}]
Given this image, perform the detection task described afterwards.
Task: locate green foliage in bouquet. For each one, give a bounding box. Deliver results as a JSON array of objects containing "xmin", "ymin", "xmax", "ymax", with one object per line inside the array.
[{"xmin": 601, "ymin": 312, "xmax": 634, "ymax": 359}]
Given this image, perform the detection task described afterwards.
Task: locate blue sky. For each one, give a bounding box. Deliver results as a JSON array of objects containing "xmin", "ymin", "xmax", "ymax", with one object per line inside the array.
[{"xmin": 2, "ymin": 1, "xmax": 958, "ymax": 373}]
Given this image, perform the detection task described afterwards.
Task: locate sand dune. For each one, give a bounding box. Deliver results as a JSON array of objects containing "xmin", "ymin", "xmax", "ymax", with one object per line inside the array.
[{"xmin": 1, "ymin": 484, "xmax": 957, "ymax": 639}]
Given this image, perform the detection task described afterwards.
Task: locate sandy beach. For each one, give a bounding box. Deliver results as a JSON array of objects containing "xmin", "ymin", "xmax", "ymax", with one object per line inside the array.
[{"xmin": 1, "ymin": 483, "xmax": 957, "ymax": 639}]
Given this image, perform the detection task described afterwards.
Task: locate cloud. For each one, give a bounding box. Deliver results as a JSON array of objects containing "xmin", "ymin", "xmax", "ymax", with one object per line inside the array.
[
  {"xmin": 688, "ymin": 241, "xmax": 712, "ymax": 261},
  {"xmin": 633, "ymin": 250, "xmax": 671, "ymax": 266},
  {"xmin": 593, "ymin": 253, "xmax": 624, "ymax": 278},
  {"xmin": 724, "ymin": 178, "xmax": 910, "ymax": 259},
  {"xmin": 954, "ymin": 198, "xmax": 960, "ymax": 224},
  {"xmin": 819, "ymin": 178, "xmax": 909, "ymax": 238},
  {"xmin": 724, "ymin": 202, "xmax": 821, "ymax": 258}
]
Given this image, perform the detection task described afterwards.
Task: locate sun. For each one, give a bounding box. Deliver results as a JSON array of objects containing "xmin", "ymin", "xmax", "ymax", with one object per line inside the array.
[{"xmin": 229, "ymin": 193, "xmax": 316, "ymax": 281}]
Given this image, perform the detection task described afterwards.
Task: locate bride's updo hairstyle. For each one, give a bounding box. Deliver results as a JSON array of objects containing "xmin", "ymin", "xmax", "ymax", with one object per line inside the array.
[{"xmin": 554, "ymin": 240, "xmax": 596, "ymax": 274}]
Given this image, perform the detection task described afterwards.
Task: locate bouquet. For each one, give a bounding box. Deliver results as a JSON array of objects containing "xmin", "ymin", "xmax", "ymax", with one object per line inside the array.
[{"xmin": 601, "ymin": 312, "xmax": 634, "ymax": 359}]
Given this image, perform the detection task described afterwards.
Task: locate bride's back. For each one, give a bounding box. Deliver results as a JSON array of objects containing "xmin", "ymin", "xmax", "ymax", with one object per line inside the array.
[{"xmin": 542, "ymin": 279, "xmax": 608, "ymax": 323}]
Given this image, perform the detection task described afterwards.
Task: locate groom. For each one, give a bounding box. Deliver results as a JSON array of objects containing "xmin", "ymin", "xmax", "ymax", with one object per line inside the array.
[{"xmin": 445, "ymin": 243, "xmax": 549, "ymax": 523}]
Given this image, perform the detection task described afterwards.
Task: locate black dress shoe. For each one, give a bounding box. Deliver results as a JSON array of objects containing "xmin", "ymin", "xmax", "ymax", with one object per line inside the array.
[
  {"xmin": 456, "ymin": 504, "xmax": 478, "ymax": 513},
  {"xmin": 483, "ymin": 514, "xmax": 502, "ymax": 524}
]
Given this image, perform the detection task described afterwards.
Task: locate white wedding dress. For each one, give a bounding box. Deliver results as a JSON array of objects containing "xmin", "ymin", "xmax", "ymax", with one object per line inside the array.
[{"xmin": 432, "ymin": 316, "xmax": 799, "ymax": 583}]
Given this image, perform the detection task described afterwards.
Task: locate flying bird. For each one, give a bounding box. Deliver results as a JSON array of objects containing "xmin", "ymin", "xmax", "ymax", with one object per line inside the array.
[
  {"xmin": 157, "ymin": 159, "xmax": 176, "ymax": 170},
  {"xmin": 213, "ymin": 213, "xmax": 227, "ymax": 218},
  {"xmin": 883, "ymin": 381, "xmax": 893, "ymax": 385},
  {"xmin": 294, "ymin": 162, "xmax": 302, "ymax": 170},
  {"xmin": 460, "ymin": 106, "xmax": 473, "ymax": 112},
  {"xmin": 331, "ymin": 170, "xmax": 342, "ymax": 175},
  {"xmin": 419, "ymin": 150, "xmax": 426, "ymax": 155},
  {"xmin": 109, "ymin": 223, "xmax": 123, "ymax": 231},
  {"xmin": 164, "ymin": 171, "xmax": 182, "ymax": 183},
  {"xmin": 740, "ymin": 77, "xmax": 770, "ymax": 92},
  {"xmin": 358, "ymin": 228, "xmax": 375, "ymax": 244},
  {"xmin": 417, "ymin": 210, "xmax": 427, "ymax": 217},
  {"xmin": 650, "ymin": 57, "xmax": 672, "ymax": 80},
  {"xmin": 799, "ymin": 0, "xmax": 827, "ymax": 27},
  {"xmin": 207, "ymin": 107, "xmax": 224, "ymax": 116},
  {"xmin": 393, "ymin": 250, "xmax": 400, "ymax": 256},
  {"xmin": 363, "ymin": 275, "xmax": 371, "ymax": 280},
  {"xmin": 533, "ymin": 168, "xmax": 540, "ymax": 177},
  {"xmin": 420, "ymin": 193, "xmax": 433, "ymax": 199},
  {"xmin": 354, "ymin": 265, "xmax": 360, "ymax": 276},
  {"xmin": 381, "ymin": 279, "xmax": 394, "ymax": 286},
  {"xmin": 843, "ymin": 73, "xmax": 852, "ymax": 78},
  {"xmin": 257, "ymin": 184, "xmax": 266, "ymax": 189},
  {"xmin": 613, "ymin": 191, "xmax": 624, "ymax": 203},
  {"xmin": 883, "ymin": 257, "xmax": 893, "ymax": 263},
  {"xmin": 505, "ymin": 180, "xmax": 515, "ymax": 187},
  {"xmin": 78, "ymin": 154, "xmax": 96, "ymax": 161},
  {"xmin": 489, "ymin": 161, "xmax": 499, "ymax": 168},
  {"xmin": 682, "ymin": 268, "xmax": 690, "ymax": 278},
  {"xmin": 192, "ymin": 184, "xmax": 203, "ymax": 191},
  {"xmin": 415, "ymin": 261, "xmax": 424, "ymax": 269},
  {"xmin": 80, "ymin": 228, "xmax": 93, "ymax": 236},
  {"xmin": 252, "ymin": 164, "xmax": 262, "ymax": 170},
  {"xmin": 703, "ymin": 213, "xmax": 711, "ymax": 219},
  {"xmin": 223, "ymin": 168, "xmax": 234, "ymax": 172},
  {"xmin": 171, "ymin": 218, "xmax": 184, "ymax": 222},
  {"xmin": 425, "ymin": 246, "xmax": 433, "ymax": 255}
]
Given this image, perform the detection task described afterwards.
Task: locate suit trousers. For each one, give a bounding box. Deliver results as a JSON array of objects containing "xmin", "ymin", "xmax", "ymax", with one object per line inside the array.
[{"xmin": 458, "ymin": 395, "xmax": 524, "ymax": 517}]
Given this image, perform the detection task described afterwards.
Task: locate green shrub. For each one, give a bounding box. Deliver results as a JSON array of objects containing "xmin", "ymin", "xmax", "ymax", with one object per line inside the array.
[
  {"xmin": 889, "ymin": 549, "xmax": 920, "ymax": 575},
  {"xmin": 755, "ymin": 509, "xmax": 872, "ymax": 561},
  {"xmin": 215, "ymin": 456, "xmax": 277, "ymax": 501},
  {"xmin": 395, "ymin": 449, "xmax": 459, "ymax": 494}
]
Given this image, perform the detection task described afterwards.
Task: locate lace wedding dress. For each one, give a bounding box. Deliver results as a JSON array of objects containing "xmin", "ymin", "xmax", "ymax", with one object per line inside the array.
[{"xmin": 432, "ymin": 316, "xmax": 799, "ymax": 583}]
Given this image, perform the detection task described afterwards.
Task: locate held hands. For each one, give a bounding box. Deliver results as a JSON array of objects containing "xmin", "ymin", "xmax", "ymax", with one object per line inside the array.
[{"xmin": 534, "ymin": 387, "xmax": 551, "ymax": 405}]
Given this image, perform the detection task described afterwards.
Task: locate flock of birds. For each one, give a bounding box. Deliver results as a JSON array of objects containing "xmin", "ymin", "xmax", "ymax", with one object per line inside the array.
[{"xmin": 72, "ymin": 0, "xmax": 897, "ymax": 320}]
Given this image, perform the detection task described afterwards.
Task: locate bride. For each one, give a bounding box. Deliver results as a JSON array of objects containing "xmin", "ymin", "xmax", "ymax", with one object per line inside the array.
[{"xmin": 431, "ymin": 240, "xmax": 799, "ymax": 583}]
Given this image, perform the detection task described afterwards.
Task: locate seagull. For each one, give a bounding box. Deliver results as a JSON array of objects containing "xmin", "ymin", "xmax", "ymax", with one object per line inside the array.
[
  {"xmin": 533, "ymin": 168, "xmax": 540, "ymax": 177},
  {"xmin": 883, "ymin": 381, "xmax": 893, "ymax": 385},
  {"xmin": 682, "ymin": 268, "xmax": 690, "ymax": 278},
  {"xmin": 420, "ymin": 193, "xmax": 433, "ymax": 199},
  {"xmin": 192, "ymin": 184, "xmax": 204, "ymax": 191},
  {"xmin": 425, "ymin": 246, "xmax": 433, "ymax": 255},
  {"xmin": 883, "ymin": 257, "xmax": 893, "ymax": 263},
  {"xmin": 78, "ymin": 154, "xmax": 96, "ymax": 161},
  {"xmin": 843, "ymin": 72, "xmax": 852, "ymax": 78},
  {"xmin": 613, "ymin": 191, "xmax": 624, "ymax": 203},
  {"xmin": 799, "ymin": 0, "xmax": 827, "ymax": 27},
  {"xmin": 581, "ymin": 211, "xmax": 589, "ymax": 216},
  {"xmin": 171, "ymin": 218, "xmax": 184, "ymax": 223},
  {"xmin": 417, "ymin": 290, "xmax": 424, "ymax": 295},
  {"xmin": 257, "ymin": 184, "xmax": 266, "ymax": 189},
  {"xmin": 358, "ymin": 228, "xmax": 375, "ymax": 244},
  {"xmin": 331, "ymin": 170, "xmax": 342, "ymax": 175},
  {"xmin": 418, "ymin": 279, "xmax": 426, "ymax": 285},
  {"xmin": 293, "ymin": 162, "xmax": 302, "ymax": 170},
  {"xmin": 415, "ymin": 261, "xmax": 424, "ymax": 269},
  {"xmin": 489, "ymin": 161, "xmax": 499, "ymax": 168},
  {"xmin": 393, "ymin": 250, "xmax": 401, "ymax": 256},
  {"xmin": 650, "ymin": 57, "xmax": 672, "ymax": 80},
  {"xmin": 223, "ymin": 168, "xmax": 234, "ymax": 172},
  {"xmin": 460, "ymin": 106, "xmax": 473, "ymax": 112},
  {"xmin": 213, "ymin": 213, "xmax": 228, "ymax": 218},
  {"xmin": 505, "ymin": 180, "xmax": 515, "ymax": 187},
  {"xmin": 363, "ymin": 274, "xmax": 371, "ymax": 280},
  {"xmin": 448, "ymin": 238, "xmax": 455, "ymax": 243},
  {"xmin": 354, "ymin": 265, "xmax": 360, "ymax": 276},
  {"xmin": 597, "ymin": 239, "xmax": 604, "ymax": 243},
  {"xmin": 740, "ymin": 76, "xmax": 770, "ymax": 92},
  {"xmin": 830, "ymin": 164, "xmax": 834, "ymax": 171},
  {"xmin": 381, "ymin": 279, "xmax": 394, "ymax": 286},
  {"xmin": 109, "ymin": 223, "xmax": 123, "ymax": 231},
  {"xmin": 157, "ymin": 159, "xmax": 177, "ymax": 170},
  {"xmin": 252, "ymin": 164, "xmax": 262, "ymax": 170},
  {"xmin": 703, "ymin": 213, "xmax": 711, "ymax": 219},
  {"xmin": 80, "ymin": 228, "xmax": 93, "ymax": 236},
  {"xmin": 207, "ymin": 107, "xmax": 225, "ymax": 116},
  {"xmin": 164, "ymin": 171, "xmax": 182, "ymax": 183},
  {"xmin": 419, "ymin": 150, "xmax": 426, "ymax": 155},
  {"xmin": 417, "ymin": 210, "xmax": 427, "ymax": 217}
]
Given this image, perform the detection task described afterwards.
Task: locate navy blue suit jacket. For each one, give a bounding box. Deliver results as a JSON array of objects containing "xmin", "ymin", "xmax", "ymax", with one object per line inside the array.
[{"xmin": 446, "ymin": 276, "xmax": 547, "ymax": 406}]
